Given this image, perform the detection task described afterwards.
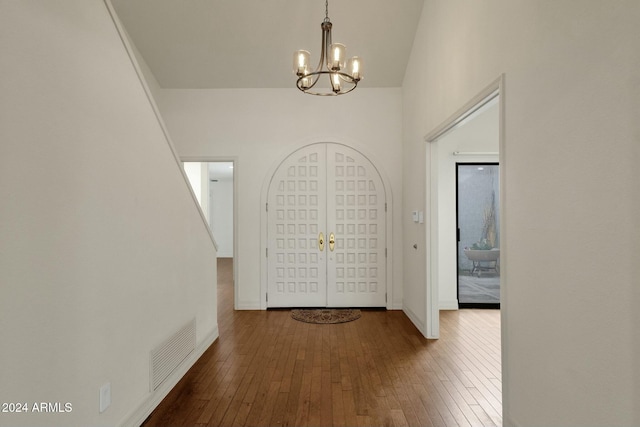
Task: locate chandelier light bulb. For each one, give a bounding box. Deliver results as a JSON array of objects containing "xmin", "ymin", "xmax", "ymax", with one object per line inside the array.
[
  {"xmin": 293, "ymin": 50, "xmax": 310, "ymax": 76},
  {"xmin": 300, "ymin": 75, "xmax": 314, "ymax": 89},
  {"xmin": 348, "ymin": 56, "xmax": 362, "ymax": 81},
  {"xmin": 331, "ymin": 73, "xmax": 341, "ymax": 92},
  {"xmin": 329, "ymin": 43, "xmax": 345, "ymax": 71}
]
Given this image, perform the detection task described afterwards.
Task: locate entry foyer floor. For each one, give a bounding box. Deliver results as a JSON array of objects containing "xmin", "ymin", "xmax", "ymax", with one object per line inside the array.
[{"xmin": 142, "ymin": 258, "xmax": 502, "ymax": 426}]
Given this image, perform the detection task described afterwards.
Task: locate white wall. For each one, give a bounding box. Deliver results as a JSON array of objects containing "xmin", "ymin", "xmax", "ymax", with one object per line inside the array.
[
  {"xmin": 124, "ymin": 24, "xmax": 162, "ymax": 101},
  {"xmin": 210, "ymin": 178, "xmax": 234, "ymax": 258},
  {"xmin": 403, "ymin": 0, "xmax": 640, "ymax": 425},
  {"xmin": 156, "ymin": 88, "xmax": 404, "ymax": 309},
  {"xmin": 183, "ymin": 162, "xmax": 211, "ymax": 225},
  {"xmin": 184, "ymin": 162, "xmax": 203, "ymax": 204},
  {"xmin": 199, "ymin": 163, "xmax": 210, "ymax": 223},
  {"xmin": 0, "ymin": 1, "xmax": 218, "ymax": 426}
]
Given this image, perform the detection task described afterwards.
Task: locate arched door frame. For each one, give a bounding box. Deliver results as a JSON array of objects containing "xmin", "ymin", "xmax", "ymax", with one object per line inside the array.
[{"xmin": 260, "ymin": 139, "xmax": 394, "ymax": 310}]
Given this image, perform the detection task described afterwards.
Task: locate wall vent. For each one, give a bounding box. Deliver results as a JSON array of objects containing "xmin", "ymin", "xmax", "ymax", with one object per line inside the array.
[{"xmin": 149, "ymin": 318, "xmax": 196, "ymax": 391}]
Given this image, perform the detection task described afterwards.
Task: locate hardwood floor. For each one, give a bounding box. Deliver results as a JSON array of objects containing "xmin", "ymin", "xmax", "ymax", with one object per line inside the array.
[{"xmin": 142, "ymin": 258, "xmax": 502, "ymax": 427}]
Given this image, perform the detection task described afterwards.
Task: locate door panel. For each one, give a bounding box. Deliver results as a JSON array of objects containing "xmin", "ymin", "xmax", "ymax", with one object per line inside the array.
[
  {"xmin": 267, "ymin": 145, "xmax": 327, "ymax": 307},
  {"xmin": 267, "ymin": 143, "xmax": 386, "ymax": 308},
  {"xmin": 456, "ymin": 163, "xmax": 500, "ymax": 308},
  {"xmin": 326, "ymin": 144, "xmax": 386, "ymax": 307}
]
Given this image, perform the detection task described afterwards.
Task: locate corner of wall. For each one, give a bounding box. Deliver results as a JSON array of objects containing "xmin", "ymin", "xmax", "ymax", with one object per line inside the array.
[
  {"xmin": 402, "ymin": 304, "xmax": 425, "ymax": 335},
  {"xmin": 119, "ymin": 327, "xmax": 219, "ymax": 427}
]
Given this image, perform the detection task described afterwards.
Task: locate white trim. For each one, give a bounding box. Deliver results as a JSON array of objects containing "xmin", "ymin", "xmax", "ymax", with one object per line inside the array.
[
  {"xmin": 118, "ymin": 326, "xmax": 219, "ymax": 427},
  {"xmin": 452, "ymin": 151, "xmax": 499, "ymax": 156},
  {"xmin": 424, "ymin": 78, "xmax": 501, "ymax": 143},
  {"xmin": 103, "ymin": 0, "xmax": 217, "ymax": 252},
  {"xmin": 235, "ymin": 302, "xmax": 262, "ymax": 310},
  {"xmin": 439, "ymin": 300, "xmax": 459, "ymax": 310},
  {"xmin": 391, "ymin": 302, "xmax": 404, "ymax": 310},
  {"xmin": 423, "ymin": 75, "xmax": 505, "ymax": 341},
  {"xmin": 424, "ymin": 142, "xmax": 439, "ymax": 339},
  {"xmin": 260, "ymin": 140, "xmax": 394, "ymax": 310},
  {"xmin": 497, "ymin": 74, "xmax": 509, "ymax": 421}
]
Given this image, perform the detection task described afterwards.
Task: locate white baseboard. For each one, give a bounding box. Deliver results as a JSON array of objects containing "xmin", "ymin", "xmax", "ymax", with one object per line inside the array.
[
  {"xmin": 119, "ymin": 325, "xmax": 219, "ymax": 427},
  {"xmin": 439, "ymin": 300, "xmax": 459, "ymax": 310},
  {"xmin": 240, "ymin": 303, "xmax": 403, "ymax": 310},
  {"xmin": 236, "ymin": 301, "xmax": 262, "ymax": 310},
  {"xmin": 402, "ymin": 304, "xmax": 425, "ymax": 334}
]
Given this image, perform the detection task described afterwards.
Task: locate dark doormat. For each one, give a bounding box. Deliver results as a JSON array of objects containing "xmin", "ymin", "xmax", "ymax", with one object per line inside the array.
[{"xmin": 290, "ymin": 308, "xmax": 361, "ymax": 324}]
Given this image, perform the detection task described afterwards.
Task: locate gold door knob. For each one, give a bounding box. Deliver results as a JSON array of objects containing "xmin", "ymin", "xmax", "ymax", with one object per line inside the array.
[
  {"xmin": 318, "ymin": 232, "xmax": 325, "ymax": 251},
  {"xmin": 329, "ymin": 232, "xmax": 335, "ymax": 251}
]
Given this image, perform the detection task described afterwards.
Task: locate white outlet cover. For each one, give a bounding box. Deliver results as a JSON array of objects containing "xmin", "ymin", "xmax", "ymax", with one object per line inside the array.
[{"xmin": 99, "ymin": 382, "xmax": 111, "ymax": 413}]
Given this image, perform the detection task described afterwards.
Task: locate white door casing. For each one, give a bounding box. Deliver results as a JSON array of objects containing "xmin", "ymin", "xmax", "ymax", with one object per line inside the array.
[{"xmin": 266, "ymin": 143, "xmax": 386, "ymax": 308}]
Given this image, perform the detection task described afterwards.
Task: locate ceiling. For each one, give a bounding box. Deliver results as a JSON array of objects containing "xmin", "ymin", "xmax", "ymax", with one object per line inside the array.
[{"xmin": 110, "ymin": 0, "xmax": 425, "ymax": 89}]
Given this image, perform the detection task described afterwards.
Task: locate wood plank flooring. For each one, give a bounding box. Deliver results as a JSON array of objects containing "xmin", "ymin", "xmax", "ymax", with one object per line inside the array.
[{"xmin": 142, "ymin": 258, "xmax": 502, "ymax": 427}]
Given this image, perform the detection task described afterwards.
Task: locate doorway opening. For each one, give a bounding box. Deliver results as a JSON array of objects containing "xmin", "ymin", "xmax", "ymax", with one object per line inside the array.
[
  {"xmin": 456, "ymin": 163, "xmax": 500, "ymax": 308},
  {"xmin": 183, "ymin": 160, "xmax": 237, "ymax": 308},
  {"xmin": 208, "ymin": 162, "xmax": 234, "ymax": 258},
  {"xmin": 423, "ymin": 74, "xmax": 504, "ymax": 338}
]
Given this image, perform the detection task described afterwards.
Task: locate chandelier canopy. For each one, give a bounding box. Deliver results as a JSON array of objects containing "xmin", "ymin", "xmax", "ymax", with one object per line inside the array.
[{"xmin": 293, "ymin": 0, "xmax": 363, "ymax": 96}]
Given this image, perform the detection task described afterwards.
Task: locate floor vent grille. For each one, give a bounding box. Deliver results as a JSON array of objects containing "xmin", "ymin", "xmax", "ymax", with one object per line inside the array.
[{"xmin": 150, "ymin": 318, "xmax": 196, "ymax": 391}]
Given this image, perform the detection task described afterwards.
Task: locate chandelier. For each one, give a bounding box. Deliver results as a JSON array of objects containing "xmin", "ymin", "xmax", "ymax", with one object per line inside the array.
[{"xmin": 293, "ymin": 0, "xmax": 363, "ymax": 96}]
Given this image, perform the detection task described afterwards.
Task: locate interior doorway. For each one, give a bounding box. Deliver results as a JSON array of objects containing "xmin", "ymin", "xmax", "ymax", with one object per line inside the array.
[
  {"xmin": 183, "ymin": 160, "xmax": 237, "ymax": 307},
  {"xmin": 423, "ymin": 75, "xmax": 504, "ymax": 338},
  {"xmin": 457, "ymin": 163, "xmax": 500, "ymax": 308},
  {"xmin": 208, "ymin": 162, "xmax": 234, "ymax": 258}
]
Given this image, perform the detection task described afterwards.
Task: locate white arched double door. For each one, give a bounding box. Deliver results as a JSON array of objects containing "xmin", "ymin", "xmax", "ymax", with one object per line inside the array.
[{"xmin": 267, "ymin": 143, "xmax": 386, "ymax": 308}]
